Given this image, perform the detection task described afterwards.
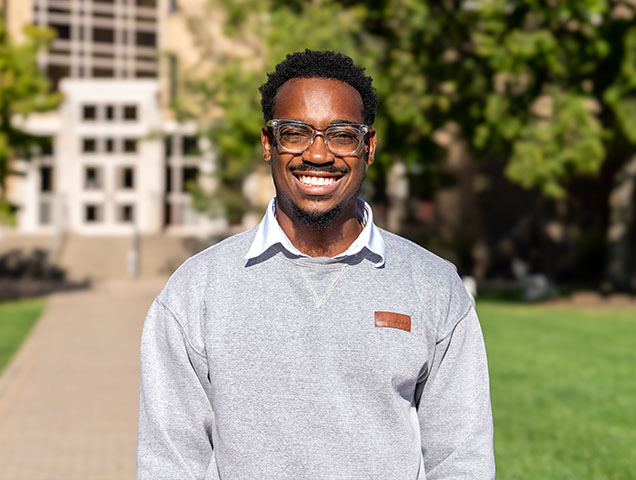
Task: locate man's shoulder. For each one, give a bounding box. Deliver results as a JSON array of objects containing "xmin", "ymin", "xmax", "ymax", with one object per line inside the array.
[
  {"xmin": 378, "ymin": 228, "xmax": 473, "ymax": 331},
  {"xmin": 379, "ymin": 228, "xmax": 457, "ymax": 275}
]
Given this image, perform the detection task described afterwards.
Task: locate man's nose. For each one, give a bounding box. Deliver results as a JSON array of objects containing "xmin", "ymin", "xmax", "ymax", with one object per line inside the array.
[{"xmin": 302, "ymin": 133, "xmax": 333, "ymax": 164}]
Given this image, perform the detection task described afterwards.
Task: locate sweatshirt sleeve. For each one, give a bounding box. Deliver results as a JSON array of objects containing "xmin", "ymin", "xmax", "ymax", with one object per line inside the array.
[
  {"xmin": 137, "ymin": 298, "xmax": 215, "ymax": 480},
  {"xmin": 416, "ymin": 306, "xmax": 495, "ymax": 479}
]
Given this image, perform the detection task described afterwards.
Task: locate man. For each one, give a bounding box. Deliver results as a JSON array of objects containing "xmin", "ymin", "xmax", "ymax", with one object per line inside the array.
[{"xmin": 137, "ymin": 50, "xmax": 495, "ymax": 479}]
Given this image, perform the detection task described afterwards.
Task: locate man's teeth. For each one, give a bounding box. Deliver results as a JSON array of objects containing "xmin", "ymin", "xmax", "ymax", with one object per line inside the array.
[{"xmin": 298, "ymin": 175, "xmax": 337, "ymax": 186}]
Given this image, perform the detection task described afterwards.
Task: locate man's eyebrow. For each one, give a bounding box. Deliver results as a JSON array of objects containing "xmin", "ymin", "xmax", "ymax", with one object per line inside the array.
[
  {"xmin": 276, "ymin": 119, "xmax": 363, "ymax": 126},
  {"xmin": 329, "ymin": 119, "xmax": 362, "ymax": 126}
]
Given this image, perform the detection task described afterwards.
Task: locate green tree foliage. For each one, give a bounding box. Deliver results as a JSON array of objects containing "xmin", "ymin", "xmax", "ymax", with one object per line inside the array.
[
  {"xmin": 372, "ymin": 0, "xmax": 625, "ymax": 197},
  {"xmin": 0, "ymin": 15, "xmax": 61, "ymax": 224}
]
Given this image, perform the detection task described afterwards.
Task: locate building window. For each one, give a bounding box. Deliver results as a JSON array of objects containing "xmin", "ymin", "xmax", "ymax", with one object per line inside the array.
[
  {"xmin": 182, "ymin": 167, "xmax": 199, "ymax": 192},
  {"xmin": 105, "ymin": 138, "xmax": 115, "ymax": 152},
  {"xmin": 169, "ymin": 0, "xmax": 179, "ymax": 13},
  {"xmin": 93, "ymin": 51, "xmax": 115, "ymax": 60},
  {"xmin": 39, "ymin": 201, "xmax": 52, "ymax": 225},
  {"xmin": 123, "ymin": 138, "xmax": 137, "ymax": 153},
  {"xmin": 50, "ymin": 23, "xmax": 71, "ymax": 40},
  {"xmin": 164, "ymin": 136, "xmax": 173, "ymax": 157},
  {"xmin": 84, "ymin": 167, "xmax": 102, "ymax": 190},
  {"xmin": 41, "ymin": 140, "xmax": 54, "ymax": 156},
  {"xmin": 93, "ymin": 10, "xmax": 115, "ymax": 19},
  {"xmin": 51, "ymin": 48, "xmax": 71, "ymax": 56},
  {"xmin": 47, "ymin": 64, "xmax": 70, "ymax": 91},
  {"xmin": 105, "ymin": 105, "xmax": 115, "ymax": 120},
  {"xmin": 137, "ymin": 0, "xmax": 157, "ymax": 7},
  {"xmin": 120, "ymin": 205, "xmax": 135, "ymax": 223},
  {"xmin": 164, "ymin": 202, "xmax": 172, "ymax": 226},
  {"xmin": 40, "ymin": 166, "xmax": 53, "ymax": 192},
  {"xmin": 82, "ymin": 105, "xmax": 97, "ymax": 120},
  {"xmin": 135, "ymin": 70, "xmax": 156, "ymax": 78},
  {"xmin": 121, "ymin": 167, "xmax": 135, "ymax": 189},
  {"xmin": 136, "ymin": 55, "xmax": 156, "ymax": 63},
  {"xmin": 93, "ymin": 27, "xmax": 115, "ymax": 44},
  {"xmin": 135, "ymin": 31, "xmax": 156, "ymax": 47},
  {"xmin": 165, "ymin": 167, "xmax": 172, "ymax": 193},
  {"xmin": 48, "ymin": 6, "xmax": 70, "ymax": 15},
  {"xmin": 93, "ymin": 67, "xmax": 114, "ymax": 78},
  {"xmin": 136, "ymin": 14, "xmax": 155, "ymax": 22},
  {"xmin": 82, "ymin": 138, "xmax": 97, "ymax": 153},
  {"xmin": 182, "ymin": 136, "xmax": 200, "ymax": 156},
  {"xmin": 85, "ymin": 204, "xmax": 101, "ymax": 223},
  {"xmin": 123, "ymin": 105, "xmax": 137, "ymax": 121}
]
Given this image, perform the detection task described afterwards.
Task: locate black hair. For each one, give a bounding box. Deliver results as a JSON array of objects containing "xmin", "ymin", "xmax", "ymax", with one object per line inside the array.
[{"xmin": 259, "ymin": 49, "xmax": 378, "ymax": 125}]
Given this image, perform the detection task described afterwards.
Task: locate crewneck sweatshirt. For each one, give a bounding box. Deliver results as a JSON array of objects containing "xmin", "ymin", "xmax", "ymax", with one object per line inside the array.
[{"xmin": 137, "ymin": 228, "xmax": 495, "ymax": 480}]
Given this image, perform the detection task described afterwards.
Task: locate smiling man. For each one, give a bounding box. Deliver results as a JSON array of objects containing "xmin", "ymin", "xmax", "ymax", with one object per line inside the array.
[{"xmin": 137, "ymin": 50, "xmax": 495, "ymax": 480}]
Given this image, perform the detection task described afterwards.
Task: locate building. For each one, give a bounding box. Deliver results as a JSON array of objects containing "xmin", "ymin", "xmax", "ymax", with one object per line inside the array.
[{"xmin": 4, "ymin": 0, "xmax": 227, "ymax": 240}]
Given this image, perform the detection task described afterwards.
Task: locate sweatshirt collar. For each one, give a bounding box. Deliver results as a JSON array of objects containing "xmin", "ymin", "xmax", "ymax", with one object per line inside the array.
[{"xmin": 244, "ymin": 197, "xmax": 385, "ymax": 267}]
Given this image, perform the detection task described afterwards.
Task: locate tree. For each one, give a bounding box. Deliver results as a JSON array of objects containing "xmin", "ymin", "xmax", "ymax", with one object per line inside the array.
[
  {"xmin": 0, "ymin": 14, "xmax": 61, "ymax": 225},
  {"xmin": 366, "ymin": 0, "xmax": 636, "ymax": 290}
]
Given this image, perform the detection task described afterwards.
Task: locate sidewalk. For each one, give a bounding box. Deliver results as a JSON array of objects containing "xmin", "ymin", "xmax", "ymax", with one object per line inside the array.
[{"xmin": 0, "ymin": 278, "xmax": 167, "ymax": 480}]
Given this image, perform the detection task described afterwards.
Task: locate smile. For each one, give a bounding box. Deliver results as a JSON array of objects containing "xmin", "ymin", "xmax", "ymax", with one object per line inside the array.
[
  {"xmin": 291, "ymin": 172, "xmax": 345, "ymax": 195},
  {"xmin": 298, "ymin": 175, "xmax": 338, "ymax": 186}
]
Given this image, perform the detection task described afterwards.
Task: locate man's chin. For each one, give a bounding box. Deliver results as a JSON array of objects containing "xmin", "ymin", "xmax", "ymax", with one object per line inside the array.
[{"xmin": 290, "ymin": 202, "xmax": 343, "ymax": 231}]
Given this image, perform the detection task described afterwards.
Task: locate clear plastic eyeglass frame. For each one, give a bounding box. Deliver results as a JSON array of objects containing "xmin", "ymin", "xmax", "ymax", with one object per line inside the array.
[{"xmin": 267, "ymin": 119, "xmax": 370, "ymax": 156}]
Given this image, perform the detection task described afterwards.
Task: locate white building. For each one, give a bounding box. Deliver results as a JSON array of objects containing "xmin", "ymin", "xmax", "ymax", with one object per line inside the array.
[
  {"xmin": 16, "ymin": 79, "xmax": 225, "ymax": 237},
  {"xmin": 4, "ymin": 0, "xmax": 228, "ymax": 239}
]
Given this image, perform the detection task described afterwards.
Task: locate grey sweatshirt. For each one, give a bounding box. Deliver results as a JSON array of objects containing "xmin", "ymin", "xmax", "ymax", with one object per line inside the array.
[{"xmin": 137, "ymin": 228, "xmax": 495, "ymax": 479}]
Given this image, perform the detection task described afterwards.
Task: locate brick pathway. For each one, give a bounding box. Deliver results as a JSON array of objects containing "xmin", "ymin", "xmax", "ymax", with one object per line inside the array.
[{"xmin": 0, "ymin": 278, "xmax": 166, "ymax": 480}]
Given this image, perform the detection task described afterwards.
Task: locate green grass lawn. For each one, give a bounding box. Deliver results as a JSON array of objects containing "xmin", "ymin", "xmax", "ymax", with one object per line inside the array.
[
  {"xmin": 477, "ymin": 301, "xmax": 636, "ymax": 480},
  {"xmin": 0, "ymin": 298, "xmax": 45, "ymax": 374}
]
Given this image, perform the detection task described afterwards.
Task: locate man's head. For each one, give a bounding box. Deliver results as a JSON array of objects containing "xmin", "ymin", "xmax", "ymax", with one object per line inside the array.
[
  {"xmin": 260, "ymin": 50, "xmax": 378, "ymax": 230},
  {"xmin": 260, "ymin": 50, "xmax": 378, "ymax": 126}
]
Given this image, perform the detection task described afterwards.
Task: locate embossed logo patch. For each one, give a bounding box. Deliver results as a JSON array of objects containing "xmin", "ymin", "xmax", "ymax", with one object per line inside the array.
[{"xmin": 374, "ymin": 311, "xmax": 411, "ymax": 332}]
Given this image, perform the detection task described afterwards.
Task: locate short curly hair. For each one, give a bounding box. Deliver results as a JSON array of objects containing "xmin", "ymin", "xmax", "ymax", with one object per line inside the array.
[{"xmin": 260, "ymin": 49, "xmax": 378, "ymax": 125}]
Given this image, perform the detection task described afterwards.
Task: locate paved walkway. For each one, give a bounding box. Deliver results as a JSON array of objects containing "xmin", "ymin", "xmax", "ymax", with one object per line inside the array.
[{"xmin": 0, "ymin": 278, "xmax": 167, "ymax": 480}]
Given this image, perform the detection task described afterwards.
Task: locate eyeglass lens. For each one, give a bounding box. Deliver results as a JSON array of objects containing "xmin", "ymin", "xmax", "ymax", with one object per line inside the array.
[{"xmin": 277, "ymin": 124, "xmax": 362, "ymax": 154}]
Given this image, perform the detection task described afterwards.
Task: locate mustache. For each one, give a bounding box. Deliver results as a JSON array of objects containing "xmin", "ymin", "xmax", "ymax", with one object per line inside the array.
[{"xmin": 288, "ymin": 164, "xmax": 348, "ymax": 174}]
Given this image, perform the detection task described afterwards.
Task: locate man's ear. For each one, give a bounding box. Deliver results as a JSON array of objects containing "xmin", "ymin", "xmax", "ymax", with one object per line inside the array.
[
  {"xmin": 365, "ymin": 128, "xmax": 377, "ymax": 166},
  {"xmin": 261, "ymin": 127, "xmax": 272, "ymax": 162}
]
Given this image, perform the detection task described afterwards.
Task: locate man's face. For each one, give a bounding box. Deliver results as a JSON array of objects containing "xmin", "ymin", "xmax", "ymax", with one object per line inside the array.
[{"xmin": 261, "ymin": 78, "xmax": 376, "ymax": 229}]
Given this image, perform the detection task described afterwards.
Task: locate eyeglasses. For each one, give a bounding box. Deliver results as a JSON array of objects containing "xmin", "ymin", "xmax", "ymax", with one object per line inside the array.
[{"xmin": 267, "ymin": 119, "xmax": 369, "ymax": 156}]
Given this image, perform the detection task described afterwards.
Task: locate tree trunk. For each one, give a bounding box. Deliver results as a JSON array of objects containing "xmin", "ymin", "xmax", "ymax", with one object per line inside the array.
[
  {"xmin": 386, "ymin": 158, "xmax": 409, "ymax": 233},
  {"xmin": 433, "ymin": 123, "xmax": 488, "ymax": 278},
  {"xmin": 603, "ymin": 154, "xmax": 636, "ymax": 292}
]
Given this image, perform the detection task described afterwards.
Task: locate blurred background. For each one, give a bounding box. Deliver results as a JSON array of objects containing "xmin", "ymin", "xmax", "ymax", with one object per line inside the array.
[{"xmin": 0, "ymin": 0, "xmax": 634, "ymax": 479}]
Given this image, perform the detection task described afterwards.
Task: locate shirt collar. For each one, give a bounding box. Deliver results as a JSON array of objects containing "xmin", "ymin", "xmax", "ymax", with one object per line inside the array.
[{"xmin": 244, "ymin": 197, "xmax": 385, "ymax": 267}]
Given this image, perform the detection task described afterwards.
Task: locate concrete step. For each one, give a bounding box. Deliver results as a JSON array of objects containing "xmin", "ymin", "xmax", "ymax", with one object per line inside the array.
[{"xmin": 0, "ymin": 234, "xmax": 217, "ymax": 282}]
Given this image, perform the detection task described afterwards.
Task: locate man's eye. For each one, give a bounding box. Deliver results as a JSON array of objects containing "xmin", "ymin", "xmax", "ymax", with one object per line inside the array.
[
  {"xmin": 329, "ymin": 130, "xmax": 358, "ymax": 144},
  {"xmin": 279, "ymin": 127, "xmax": 310, "ymax": 146}
]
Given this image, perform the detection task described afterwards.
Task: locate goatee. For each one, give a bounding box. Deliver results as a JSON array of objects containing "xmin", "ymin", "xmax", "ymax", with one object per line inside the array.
[{"xmin": 288, "ymin": 201, "xmax": 344, "ymax": 231}]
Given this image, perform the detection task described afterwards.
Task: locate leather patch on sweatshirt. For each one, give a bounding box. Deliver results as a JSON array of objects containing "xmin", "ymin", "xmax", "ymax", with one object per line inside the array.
[{"xmin": 374, "ymin": 311, "xmax": 411, "ymax": 332}]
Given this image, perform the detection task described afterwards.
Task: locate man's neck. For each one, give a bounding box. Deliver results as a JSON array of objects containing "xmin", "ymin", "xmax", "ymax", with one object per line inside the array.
[{"xmin": 275, "ymin": 202, "xmax": 363, "ymax": 258}]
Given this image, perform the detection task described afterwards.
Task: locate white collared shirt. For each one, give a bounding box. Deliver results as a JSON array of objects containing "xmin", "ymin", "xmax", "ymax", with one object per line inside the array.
[{"xmin": 244, "ymin": 197, "xmax": 386, "ymax": 267}]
